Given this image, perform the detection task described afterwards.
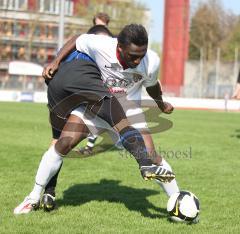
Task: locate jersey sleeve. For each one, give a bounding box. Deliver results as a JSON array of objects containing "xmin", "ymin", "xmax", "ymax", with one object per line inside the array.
[
  {"xmin": 142, "ymin": 50, "xmax": 160, "ymax": 88},
  {"xmin": 76, "ymin": 34, "xmax": 93, "ymax": 55},
  {"xmin": 75, "ymin": 34, "xmax": 101, "ymax": 61}
]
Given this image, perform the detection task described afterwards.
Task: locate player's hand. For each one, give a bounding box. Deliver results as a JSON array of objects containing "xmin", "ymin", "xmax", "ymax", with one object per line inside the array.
[
  {"xmin": 158, "ymin": 101, "xmax": 174, "ymax": 114},
  {"xmin": 42, "ymin": 61, "xmax": 59, "ymax": 79}
]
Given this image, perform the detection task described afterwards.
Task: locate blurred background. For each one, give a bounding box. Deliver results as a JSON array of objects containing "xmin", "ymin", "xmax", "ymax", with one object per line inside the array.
[{"xmin": 0, "ymin": 0, "xmax": 240, "ymax": 108}]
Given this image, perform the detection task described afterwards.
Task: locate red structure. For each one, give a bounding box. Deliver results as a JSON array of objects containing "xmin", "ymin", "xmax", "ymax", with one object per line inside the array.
[
  {"xmin": 161, "ymin": 0, "xmax": 189, "ymax": 96},
  {"xmin": 28, "ymin": 0, "xmax": 37, "ymax": 10},
  {"xmin": 72, "ymin": 0, "xmax": 89, "ymax": 14}
]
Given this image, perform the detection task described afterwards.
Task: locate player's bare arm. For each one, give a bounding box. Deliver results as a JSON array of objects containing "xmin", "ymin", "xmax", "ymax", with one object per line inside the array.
[
  {"xmin": 232, "ymin": 71, "xmax": 240, "ymax": 99},
  {"xmin": 42, "ymin": 34, "xmax": 79, "ymax": 79},
  {"xmin": 146, "ymin": 81, "xmax": 174, "ymax": 114}
]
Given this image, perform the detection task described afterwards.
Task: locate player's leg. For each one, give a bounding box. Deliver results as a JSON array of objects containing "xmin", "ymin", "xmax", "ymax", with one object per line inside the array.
[
  {"xmin": 41, "ymin": 127, "xmax": 62, "ymax": 211},
  {"xmin": 41, "ymin": 161, "xmax": 62, "ymax": 211},
  {"xmin": 139, "ymin": 130, "xmax": 179, "ymax": 196},
  {"xmin": 42, "ymin": 105, "xmax": 115, "ymax": 211},
  {"xmin": 14, "ymin": 115, "xmax": 89, "ymax": 214},
  {"xmin": 46, "ymin": 59, "xmax": 163, "ymax": 175},
  {"xmin": 43, "ymin": 115, "xmax": 91, "ymax": 211},
  {"xmin": 14, "ymin": 60, "xmax": 102, "ymax": 214},
  {"xmin": 91, "ymin": 96, "xmax": 175, "ymax": 181},
  {"xmin": 75, "ymin": 103, "xmax": 123, "ymax": 155},
  {"xmin": 155, "ymin": 159, "xmax": 179, "ymax": 197},
  {"xmin": 125, "ymin": 105, "xmax": 179, "ymax": 196},
  {"xmin": 13, "ymin": 144, "xmax": 64, "ymax": 214},
  {"xmin": 41, "ymin": 115, "xmax": 89, "ymax": 193},
  {"xmin": 42, "ymin": 102, "xmax": 118, "ymax": 211}
]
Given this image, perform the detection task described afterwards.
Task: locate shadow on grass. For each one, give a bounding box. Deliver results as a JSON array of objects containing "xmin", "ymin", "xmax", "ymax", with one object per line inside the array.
[
  {"xmin": 230, "ymin": 129, "xmax": 240, "ymax": 139},
  {"xmin": 57, "ymin": 179, "xmax": 168, "ymax": 219},
  {"xmin": 67, "ymin": 144, "xmax": 120, "ymax": 159}
]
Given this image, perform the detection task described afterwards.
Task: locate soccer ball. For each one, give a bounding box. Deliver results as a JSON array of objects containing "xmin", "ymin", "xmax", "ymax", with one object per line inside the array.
[{"xmin": 167, "ymin": 191, "xmax": 200, "ymax": 223}]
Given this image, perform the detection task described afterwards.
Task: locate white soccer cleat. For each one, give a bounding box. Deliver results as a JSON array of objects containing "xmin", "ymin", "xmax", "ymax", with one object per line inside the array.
[{"xmin": 14, "ymin": 196, "xmax": 40, "ymax": 214}]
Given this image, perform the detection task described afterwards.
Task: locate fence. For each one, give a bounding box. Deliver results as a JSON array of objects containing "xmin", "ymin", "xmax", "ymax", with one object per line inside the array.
[
  {"xmin": 0, "ymin": 60, "xmax": 239, "ymax": 99},
  {"xmin": 181, "ymin": 60, "xmax": 238, "ymax": 99}
]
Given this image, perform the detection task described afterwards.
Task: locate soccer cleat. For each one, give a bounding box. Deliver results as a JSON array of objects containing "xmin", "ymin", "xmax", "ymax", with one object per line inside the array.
[
  {"xmin": 140, "ymin": 165, "xmax": 175, "ymax": 183},
  {"xmin": 14, "ymin": 196, "xmax": 40, "ymax": 214},
  {"xmin": 41, "ymin": 193, "xmax": 56, "ymax": 212}
]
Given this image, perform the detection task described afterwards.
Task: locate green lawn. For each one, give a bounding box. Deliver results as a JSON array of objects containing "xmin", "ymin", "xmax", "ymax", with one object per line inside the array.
[{"xmin": 0, "ymin": 102, "xmax": 239, "ymax": 234}]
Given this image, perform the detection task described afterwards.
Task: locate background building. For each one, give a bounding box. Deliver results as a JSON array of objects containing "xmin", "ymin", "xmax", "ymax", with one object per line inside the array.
[
  {"xmin": 0, "ymin": 0, "xmax": 87, "ymax": 91},
  {"xmin": 0, "ymin": 0, "xmax": 150, "ymax": 92},
  {"xmin": 0, "ymin": 0, "xmax": 88, "ymax": 79}
]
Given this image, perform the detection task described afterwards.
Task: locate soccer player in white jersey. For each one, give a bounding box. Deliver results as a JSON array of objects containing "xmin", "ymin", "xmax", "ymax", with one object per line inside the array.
[
  {"xmin": 42, "ymin": 48, "xmax": 179, "ymax": 211},
  {"xmin": 14, "ymin": 24, "xmax": 177, "ymax": 214},
  {"xmin": 42, "ymin": 24, "xmax": 180, "ymax": 210}
]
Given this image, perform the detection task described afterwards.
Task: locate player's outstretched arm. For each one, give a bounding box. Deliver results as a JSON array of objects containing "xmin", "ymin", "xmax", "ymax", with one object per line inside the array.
[
  {"xmin": 42, "ymin": 35, "xmax": 79, "ymax": 79},
  {"xmin": 146, "ymin": 82, "xmax": 174, "ymax": 114}
]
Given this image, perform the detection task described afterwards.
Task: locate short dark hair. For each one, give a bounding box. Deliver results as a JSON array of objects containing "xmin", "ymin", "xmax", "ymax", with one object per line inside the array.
[
  {"xmin": 117, "ymin": 24, "xmax": 148, "ymax": 47},
  {"xmin": 93, "ymin": 12, "xmax": 110, "ymax": 26},
  {"xmin": 87, "ymin": 25, "xmax": 113, "ymax": 37}
]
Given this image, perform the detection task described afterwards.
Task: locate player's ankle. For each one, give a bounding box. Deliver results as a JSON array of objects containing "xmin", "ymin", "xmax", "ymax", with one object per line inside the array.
[{"xmin": 44, "ymin": 189, "xmax": 56, "ymax": 197}]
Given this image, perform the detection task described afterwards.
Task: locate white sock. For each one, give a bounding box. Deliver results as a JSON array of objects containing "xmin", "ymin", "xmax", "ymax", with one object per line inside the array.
[
  {"xmin": 29, "ymin": 145, "xmax": 63, "ymax": 201},
  {"xmin": 156, "ymin": 158, "xmax": 180, "ymax": 197}
]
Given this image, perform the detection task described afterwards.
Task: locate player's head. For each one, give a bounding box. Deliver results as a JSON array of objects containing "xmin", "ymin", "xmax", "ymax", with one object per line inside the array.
[
  {"xmin": 93, "ymin": 12, "xmax": 110, "ymax": 26},
  {"xmin": 87, "ymin": 25, "xmax": 113, "ymax": 37},
  {"xmin": 117, "ymin": 24, "xmax": 148, "ymax": 68}
]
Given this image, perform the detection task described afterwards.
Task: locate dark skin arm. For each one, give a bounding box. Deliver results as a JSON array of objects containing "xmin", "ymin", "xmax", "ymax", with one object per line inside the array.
[
  {"xmin": 42, "ymin": 34, "xmax": 79, "ymax": 79},
  {"xmin": 146, "ymin": 82, "xmax": 174, "ymax": 114}
]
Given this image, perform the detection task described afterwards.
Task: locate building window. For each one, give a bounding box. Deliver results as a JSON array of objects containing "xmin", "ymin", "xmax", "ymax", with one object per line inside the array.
[
  {"xmin": 39, "ymin": 0, "xmax": 60, "ymax": 14},
  {"xmin": 0, "ymin": 0, "xmax": 27, "ymax": 10},
  {"xmin": 39, "ymin": 0, "xmax": 73, "ymax": 15},
  {"xmin": 17, "ymin": 0, "xmax": 27, "ymax": 10},
  {"xmin": 65, "ymin": 0, "xmax": 73, "ymax": 16},
  {"xmin": 0, "ymin": 0, "xmax": 12, "ymax": 9},
  {"xmin": 0, "ymin": 0, "xmax": 5, "ymax": 9}
]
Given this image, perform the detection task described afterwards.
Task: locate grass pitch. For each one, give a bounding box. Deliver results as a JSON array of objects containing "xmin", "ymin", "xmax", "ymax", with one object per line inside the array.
[{"xmin": 0, "ymin": 102, "xmax": 239, "ymax": 234}]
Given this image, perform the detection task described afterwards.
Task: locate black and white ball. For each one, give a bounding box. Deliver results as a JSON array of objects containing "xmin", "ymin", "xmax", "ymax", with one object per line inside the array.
[{"xmin": 167, "ymin": 191, "xmax": 200, "ymax": 223}]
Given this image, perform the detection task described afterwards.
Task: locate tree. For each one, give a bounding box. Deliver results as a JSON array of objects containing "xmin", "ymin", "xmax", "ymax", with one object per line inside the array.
[
  {"xmin": 189, "ymin": 0, "xmax": 235, "ymax": 61},
  {"xmin": 221, "ymin": 18, "xmax": 240, "ymax": 61},
  {"xmin": 75, "ymin": 0, "xmax": 148, "ymax": 34}
]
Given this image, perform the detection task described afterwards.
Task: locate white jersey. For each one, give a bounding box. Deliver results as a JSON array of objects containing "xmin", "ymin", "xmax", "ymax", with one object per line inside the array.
[
  {"xmin": 73, "ymin": 34, "xmax": 161, "ymax": 141},
  {"xmin": 76, "ymin": 34, "xmax": 160, "ymax": 101}
]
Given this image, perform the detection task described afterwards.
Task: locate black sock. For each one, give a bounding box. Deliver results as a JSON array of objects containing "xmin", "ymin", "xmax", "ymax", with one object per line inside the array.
[
  {"xmin": 119, "ymin": 127, "xmax": 153, "ymax": 167},
  {"xmin": 44, "ymin": 162, "xmax": 63, "ymax": 197}
]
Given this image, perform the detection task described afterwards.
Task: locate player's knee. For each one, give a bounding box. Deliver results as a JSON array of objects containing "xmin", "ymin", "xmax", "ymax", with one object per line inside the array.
[{"xmin": 55, "ymin": 136, "xmax": 75, "ymax": 155}]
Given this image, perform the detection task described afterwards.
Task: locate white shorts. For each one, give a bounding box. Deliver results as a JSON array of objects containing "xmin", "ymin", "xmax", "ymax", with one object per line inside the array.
[{"xmin": 71, "ymin": 104, "xmax": 148, "ymax": 144}]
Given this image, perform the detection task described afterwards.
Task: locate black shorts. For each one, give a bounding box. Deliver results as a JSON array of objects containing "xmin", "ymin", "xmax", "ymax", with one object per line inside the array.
[
  {"xmin": 48, "ymin": 59, "xmax": 112, "ymax": 116},
  {"xmin": 47, "ymin": 59, "xmax": 113, "ymax": 138}
]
